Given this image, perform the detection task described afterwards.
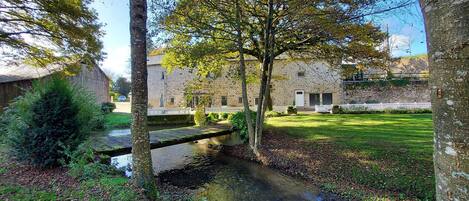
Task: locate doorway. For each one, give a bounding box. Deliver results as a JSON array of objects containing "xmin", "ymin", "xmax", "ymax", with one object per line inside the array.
[{"xmin": 295, "ymin": 90, "xmax": 304, "ymax": 107}]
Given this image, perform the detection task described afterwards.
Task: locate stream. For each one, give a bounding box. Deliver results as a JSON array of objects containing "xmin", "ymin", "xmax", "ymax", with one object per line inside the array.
[{"xmin": 111, "ymin": 134, "xmax": 325, "ymax": 201}]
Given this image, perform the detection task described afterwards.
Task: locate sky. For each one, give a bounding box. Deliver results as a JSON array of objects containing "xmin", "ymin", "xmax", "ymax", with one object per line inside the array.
[{"xmin": 91, "ymin": 1, "xmax": 428, "ymax": 79}]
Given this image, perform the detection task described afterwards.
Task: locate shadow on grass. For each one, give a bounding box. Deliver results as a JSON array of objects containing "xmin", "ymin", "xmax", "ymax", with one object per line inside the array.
[{"xmin": 263, "ymin": 114, "xmax": 435, "ymax": 200}]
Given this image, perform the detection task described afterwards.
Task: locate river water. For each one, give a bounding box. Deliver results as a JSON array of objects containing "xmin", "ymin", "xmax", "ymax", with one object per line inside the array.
[{"xmin": 111, "ymin": 136, "xmax": 325, "ymax": 201}]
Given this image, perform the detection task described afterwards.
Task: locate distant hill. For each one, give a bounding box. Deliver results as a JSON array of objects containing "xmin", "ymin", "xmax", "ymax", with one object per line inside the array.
[{"xmin": 391, "ymin": 54, "xmax": 428, "ymax": 74}]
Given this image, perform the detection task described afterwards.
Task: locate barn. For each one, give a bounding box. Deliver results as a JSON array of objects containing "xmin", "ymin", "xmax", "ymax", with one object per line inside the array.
[{"xmin": 0, "ymin": 64, "xmax": 110, "ymax": 112}]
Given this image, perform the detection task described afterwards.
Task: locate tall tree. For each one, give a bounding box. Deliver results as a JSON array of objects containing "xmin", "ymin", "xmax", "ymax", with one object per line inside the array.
[
  {"xmin": 234, "ymin": 0, "xmax": 255, "ymax": 150},
  {"xmin": 113, "ymin": 77, "xmax": 132, "ymax": 97},
  {"xmin": 0, "ymin": 0, "xmax": 104, "ymax": 68},
  {"xmin": 129, "ymin": 0, "xmax": 157, "ymax": 198},
  {"xmin": 418, "ymin": 1, "xmax": 469, "ymax": 200},
  {"xmin": 156, "ymin": 0, "xmax": 413, "ymax": 151}
]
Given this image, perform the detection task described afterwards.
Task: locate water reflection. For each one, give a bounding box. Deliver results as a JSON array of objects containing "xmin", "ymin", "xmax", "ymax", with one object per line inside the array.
[{"xmin": 111, "ymin": 137, "xmax": 324, "ymax": 201}]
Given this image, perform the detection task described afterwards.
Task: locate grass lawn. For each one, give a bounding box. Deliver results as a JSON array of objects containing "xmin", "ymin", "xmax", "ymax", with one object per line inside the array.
[
  {"xmin": 104, "ymin": 112, "xmax": 131, "ymax": 129},
  {"xmin": 266, "ymin": 113, "xmax": 434, "ymax": 200}
]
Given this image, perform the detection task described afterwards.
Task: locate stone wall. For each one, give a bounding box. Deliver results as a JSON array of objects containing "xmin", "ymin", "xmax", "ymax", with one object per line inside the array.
[{"xmin": 343, "ymin": 81, "xmax": 430, "ymax": 104}]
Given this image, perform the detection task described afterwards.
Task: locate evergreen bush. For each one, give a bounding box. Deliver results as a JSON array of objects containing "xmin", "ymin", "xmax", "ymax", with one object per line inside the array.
[{"xmin": 1, "ymin": 76, "xmax": 102, "ymax": 168}]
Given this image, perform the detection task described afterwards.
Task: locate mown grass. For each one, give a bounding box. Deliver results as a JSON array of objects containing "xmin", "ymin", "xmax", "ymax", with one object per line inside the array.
[
  {"xmin": 104, "ymin": 112, "xmax": 131, "ymax": 129},
  {"xmin": 266, "ymin": 113, "xmax": 434, "ymax": 200}
]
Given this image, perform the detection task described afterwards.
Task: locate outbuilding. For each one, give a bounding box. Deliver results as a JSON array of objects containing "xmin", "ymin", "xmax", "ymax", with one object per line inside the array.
[{"xmin": 0, "ymin": 64, "xmax": 110, "ymax": 112}]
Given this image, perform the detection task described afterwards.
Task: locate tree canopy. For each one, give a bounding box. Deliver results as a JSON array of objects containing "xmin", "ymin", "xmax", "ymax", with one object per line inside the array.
[
  {"xmin": 112, "ymin": 77, "xmax": 131, "ymax": 97},
  {"xmin": 152, "ymin": 0, "xmax": 414, "ymax": 72},
  {"xmin": 151, "ymin": 0, "xmax": 414, "ymax": 150},
  {"xmin": 0, "ymin": 0, "xmax": 104, "ymax": 69}
]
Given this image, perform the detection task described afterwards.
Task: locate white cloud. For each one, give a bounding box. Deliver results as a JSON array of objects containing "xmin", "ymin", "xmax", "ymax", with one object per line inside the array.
[
  {"xmin": 389, "ymin": 34, "xmax": 411, "ymax": 57},
  {"xmin": 101, "ymin": 46, "xmax": 130, "ymax": 79},
  {"xmin": 389, "ymin": 34, "xmax": 411, "ymax": 50}
]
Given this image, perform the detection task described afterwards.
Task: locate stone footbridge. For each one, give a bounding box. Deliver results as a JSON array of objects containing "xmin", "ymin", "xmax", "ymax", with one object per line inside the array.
[{"xmin": 91, "ymin": 124, "xmax": 233, "ymax": 157}]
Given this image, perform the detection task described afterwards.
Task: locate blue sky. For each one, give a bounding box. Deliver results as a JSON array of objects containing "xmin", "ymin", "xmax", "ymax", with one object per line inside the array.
[{"xmin": 92, "ymin": 1, "xmax": 428, "ymax": 78}]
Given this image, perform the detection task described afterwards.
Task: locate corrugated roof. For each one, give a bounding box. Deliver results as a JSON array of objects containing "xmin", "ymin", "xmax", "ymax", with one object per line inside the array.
[{"xmin": 0, "ymin": 64, "xmax": 63, "ymax": 83}]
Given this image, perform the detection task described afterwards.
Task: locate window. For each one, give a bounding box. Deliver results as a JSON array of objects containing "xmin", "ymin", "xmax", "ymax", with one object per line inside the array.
[
  {"xmin": 309, "ymin": 93, "xmax": 320, "ymax": 106},
  {"xmin": 170, "ymin": 97, "xmax": 175, "ymax": 104},
  {"xmin": 255, "ymin": 98, "xmax": 259, "ymax": 105},
  {"xmin": 221, "ymin": 96, "xmax": 227, "ymax": 106},
  {"xmin": 161, "ymin": 72, "xmax": 165, "ymax": 80},
  {"xmin": 322, "ymin": 93, "xmax": 333, "ymax": 105},
  {"xmin": 297, "ymin": 71, "xmax": 305, "ymax": 77},
  {"xmin": 238, "ymin": 97, "xmax": 243, "ymax": 104}
]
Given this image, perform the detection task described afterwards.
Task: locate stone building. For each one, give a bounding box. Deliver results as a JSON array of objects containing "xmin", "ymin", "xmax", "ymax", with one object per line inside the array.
[
  {"xmin": 148, "ymin": 54, "xmax": 343, "ymax": 110},
  {"xmin": 148, "ymin": 54, "xmax": 430, "ymax": 111},
  {"xmin": 0, "ymin": 64, "xmax": 110, "ymax": 112}
]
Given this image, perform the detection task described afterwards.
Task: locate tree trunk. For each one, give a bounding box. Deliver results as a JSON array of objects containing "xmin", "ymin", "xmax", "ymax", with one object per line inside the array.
[
  {"xmin": 129, "ymin": 0, "xmax": 157, "ymax": 199},
  {"xmin": 254, "ymin": 0, "xmax": 274, "ymax": 152},
  {"xmin": 266, "ymin": 90, "xmax": 273, "ymax": 111},
  {"xmin": 419, "ymin": 1, "xmax": 469, "ymax": 200},
  {"xmin": 258, "ymin": 28, "xmax": 275, "ymax": 146},
  {"xmin": 235, "ymin": 0, "xmax": 255, "ymax": 150}
]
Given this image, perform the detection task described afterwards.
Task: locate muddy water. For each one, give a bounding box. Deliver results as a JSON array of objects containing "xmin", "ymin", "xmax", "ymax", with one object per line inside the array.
[{"xmin": 111, "ymin": 137, "xmax": 324, "ymax": 201}]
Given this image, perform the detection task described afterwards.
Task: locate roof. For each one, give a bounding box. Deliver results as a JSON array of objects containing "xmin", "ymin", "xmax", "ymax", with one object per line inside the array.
[
  {"xmin": 0, "ymin": 64, "xmax": 63, "ymax": 84},
  {"xmin": 0, "ymin": 64, "xmax": 110, "ymax": 84}
]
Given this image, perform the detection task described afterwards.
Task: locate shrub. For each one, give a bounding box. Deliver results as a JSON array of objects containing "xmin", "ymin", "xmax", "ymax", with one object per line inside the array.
[
  {"xmin": 265, "ymin": 111, "xmax": 282, "ymax": 118},
  {"xmin": 229, "ymin": 111, "xmax": 256, "ymax": 142},
  {"xmin": 207, "ymin": 112, "xmax": 219, "ymax": 122},
  {"xmin": 194, "ymin": 106, "xmax": 207, "ymax": 127},
  {"xmin": 227, "ymin": 113, "xmax": 235, "ymax": 121},
  {"xmin": 390, "ymin": 79, "xmax": 410, "ymax": 87},
  {"xmin": 286, "ymin": 105, "xmax": 297, "ymax": 115},
  {"xmin": 65, "ymin": 142, "xmax": 123, "ymax": 181},
  {"xmin": 365, "ymin": 100, "xmax": 380, "ymax": 104},
  {"xmin": 101, "ymin": 102, "xmax": 116, "ymax": 114},
  {"xmin": 1, "ymin": 76, "xmax": 102, "ymax": 168},
  {"xmin": 331, "ymin": 105, "xmax": 343, "ymax": 114},
  {"xmin": 219, "ymin": 112, "xmax": 229, "ymax": 120},
  {"xmin": 337, "ymin": 107, "xmax": 432, "ymax": 114}
]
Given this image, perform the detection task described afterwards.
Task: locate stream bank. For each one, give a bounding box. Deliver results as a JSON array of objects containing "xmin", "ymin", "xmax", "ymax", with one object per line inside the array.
[{"xmin": 111, "ymin": 136, "xmax": 334, "ymax": 201}]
